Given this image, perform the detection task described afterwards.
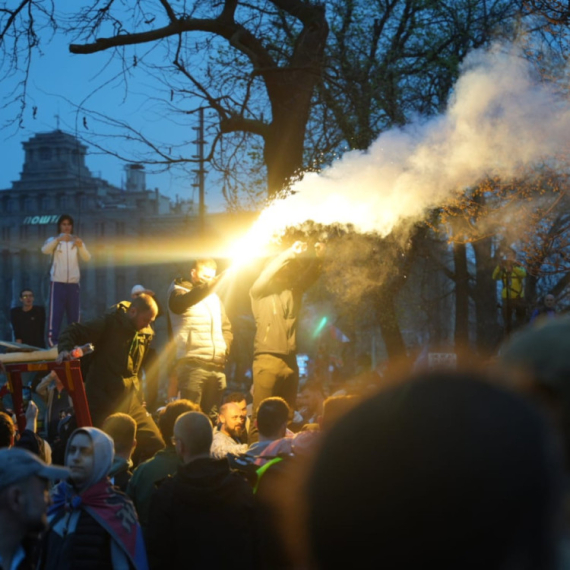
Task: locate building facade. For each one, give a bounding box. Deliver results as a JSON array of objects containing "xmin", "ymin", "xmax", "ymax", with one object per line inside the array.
[{"xmin": 0, "ymin": 129, "xmax": 205, "ymax": 342}]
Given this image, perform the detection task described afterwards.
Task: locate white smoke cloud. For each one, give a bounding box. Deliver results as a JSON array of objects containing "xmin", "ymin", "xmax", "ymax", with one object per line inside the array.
[{"xmin": 251, "ymin": 43, "xmax": 570, "ymax": 242}]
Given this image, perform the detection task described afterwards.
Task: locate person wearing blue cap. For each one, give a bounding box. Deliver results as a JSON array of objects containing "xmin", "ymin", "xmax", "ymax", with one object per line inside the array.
[{"xmin": 0, "ymin": 447, "xmax": 69, "ymax": 570}]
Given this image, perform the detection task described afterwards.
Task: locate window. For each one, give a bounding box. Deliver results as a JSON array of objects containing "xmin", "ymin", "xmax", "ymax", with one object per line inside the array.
[
  {"xmin": 95, "ymin": 222, "xmax": 105, "ymax": 237},
  {"xmin": 1, "ymin": 227, "xmax": 10, "ymax": 241},
  {"xmin": 116, "ymin": 222, "xmax": 125, "ymax": 236},
  {"xmin": 42, "ymin": 196, "xmax": 52, "ymax": 210}
]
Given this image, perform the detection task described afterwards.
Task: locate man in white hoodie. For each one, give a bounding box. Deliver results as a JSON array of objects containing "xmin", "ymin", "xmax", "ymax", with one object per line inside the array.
[{"xmin": 41, "ymin": 214, "xmax": 91, "ymax": 347}]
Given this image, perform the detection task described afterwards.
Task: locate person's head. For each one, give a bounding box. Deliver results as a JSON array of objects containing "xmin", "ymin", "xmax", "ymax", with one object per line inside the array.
[
  {"xmin": 256, "ymin": 397, "xmax": 290, "ymax": 440},
  {"xmin": 127, "ymin": 293, "xmax": 158, "ymax": 331},
  {"xmin": 306, "ymin": 371, "xmax": 564, "ymax": 569},
  {"xmin": 172, "ymin": 411, "xmax": 213, "ymax": 463},
  {"xmin": 131, "ymin": 284, "xmax": 155, "ymax": 299},
  {"xmin": 158, "ymin": 399, "xmax": 199, "ymax": 446},
  {"xmin": 0, "ymin": 412, "xmax": 15, "ymax": 448},
  {"xmin": 102, "ymin": 413, "xmax": 137, "ymax": 461},
  {"xmin": 57, "ymin": 214, "xmax": 74, "ymax": 235},
  {"xmin": 0, "ymin": 448, "xmax": 69, "ymax": 533},
  {"xmin": 500, "ymin": 318, "xmax": 570, "ymax": 462},
  {"xmin": 320, "ymin": 395, "xmax": 358, "ymax": 432},
  {"xmin": 190, "ymin": 259, "xmax": 217, "ymax": 286},
  {"xmin": 544, "ymin": 294, "xmax": 556, "ymax": 309},
  {"xmin": 19, "ymin": 288, "xmax": 35, "ymax": 310},
  {"xmin": 297, "ymin": 383, "xmax": 323, "ymax": 417},
  {"xmin": 224, "ymin": 392, "xmax": 248, "ymax": 423},
  {"xmin": 219, "ymin": 402, "xmax": 245, "ymax": 439},
  {"xmin": 65, "ymin": 427, "xmax": 113, "ymax": 492}
]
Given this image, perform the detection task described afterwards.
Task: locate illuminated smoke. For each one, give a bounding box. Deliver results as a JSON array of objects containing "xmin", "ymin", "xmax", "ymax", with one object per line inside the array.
[{"xmin": 236, "ymin": 42, "xmax": 570, "ymax": 256}]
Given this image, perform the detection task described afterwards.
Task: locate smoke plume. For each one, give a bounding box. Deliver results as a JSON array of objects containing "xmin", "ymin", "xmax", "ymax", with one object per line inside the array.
[{"xmin": 251, "ymin": 43, "xmax": 570, "ymax": 243}]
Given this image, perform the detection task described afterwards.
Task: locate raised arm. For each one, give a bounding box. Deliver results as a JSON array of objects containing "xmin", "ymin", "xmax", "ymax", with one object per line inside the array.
[
  {"xmin": 250, "ymin": 246, "xmax": 299, "ymax": 299},
  {"xmin": 168, "ymin": 273, "xmax": 225, "ymax": 314},
  {"xmin": 41, "ymin": 236, "xmax": 59, "ymax": 255}
]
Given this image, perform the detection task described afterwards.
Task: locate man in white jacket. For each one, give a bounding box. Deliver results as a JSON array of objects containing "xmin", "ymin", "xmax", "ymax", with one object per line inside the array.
[
  {"xmin": 167, "ymin": 259, "xmax": 232, "ymax": 422},
  {"xmin": 41, "ymin": 214, "xmax": 91, "ymax": 346}
]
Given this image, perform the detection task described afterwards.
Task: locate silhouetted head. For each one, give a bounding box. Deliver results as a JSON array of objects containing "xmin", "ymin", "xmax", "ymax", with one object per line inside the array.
[{"xmin": 307, "ymin": 371, "xmax": 564, "ymax": 569}]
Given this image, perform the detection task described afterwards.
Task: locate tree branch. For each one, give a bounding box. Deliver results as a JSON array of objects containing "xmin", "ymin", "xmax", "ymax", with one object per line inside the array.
[{"xmin": 69, "ymin": 4, "xmax": 276, "ymax": 71}]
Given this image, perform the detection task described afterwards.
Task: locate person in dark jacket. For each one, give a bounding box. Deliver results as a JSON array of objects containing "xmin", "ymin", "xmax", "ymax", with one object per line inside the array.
[
  {"xmin": 57, "ymin": 294, "xmax": 164, "ymax": 461},
  {"xmin": 41, "ymin": 427, "xmax": 147, "ymax": 570},
  {"xmin": 10, "ymin": 289, "xmax": 46, "ymax": 348},
  {"xmin": 249, "ymin": 241, "xmax": 325, "ymax": 442},
  {"xmin": 127, "ymin": 400, "xmax": 198, "ymax": 533},
  {"xmin": 146, "ymin": 411, "xmax": 255, "ymax": 570}
]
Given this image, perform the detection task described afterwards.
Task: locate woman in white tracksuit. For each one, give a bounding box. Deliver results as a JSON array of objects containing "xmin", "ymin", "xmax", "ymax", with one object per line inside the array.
[{"xmin": 41, "ymin": 214, "xmax": 91, "ymax": 346}]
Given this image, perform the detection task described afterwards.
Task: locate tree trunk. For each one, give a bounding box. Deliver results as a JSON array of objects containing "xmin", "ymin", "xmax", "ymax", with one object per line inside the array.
[
  {"xmin": 263, "ymin": 5, "xmax": 328, "ymax": 195},
  {"xmin": 472, "ymin": 237, "xmax": 502, "ymax": 354},
  {"xmin": 453, "ymin": 241, "xmax": 469, "ymax": 350},
  {"xmin": 375, "ymin": 287, "xmax": 407, "ymax": 359}
]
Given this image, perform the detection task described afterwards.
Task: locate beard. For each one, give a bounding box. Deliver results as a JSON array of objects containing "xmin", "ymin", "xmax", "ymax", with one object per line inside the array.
[{"xmin": 227, "ymin": 425, "xmax": 244, "ymax": 440}]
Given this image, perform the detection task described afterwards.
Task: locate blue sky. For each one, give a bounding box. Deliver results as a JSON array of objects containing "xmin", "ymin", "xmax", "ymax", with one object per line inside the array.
[{"xmin": 0, "ymin": 21, "xmax": 227, "ymax": 211}]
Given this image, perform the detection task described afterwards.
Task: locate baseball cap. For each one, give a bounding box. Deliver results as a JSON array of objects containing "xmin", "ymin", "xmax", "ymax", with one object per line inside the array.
[
  {"xmin": 131, "ymin": 284, "xmax": 155, "ymax": 296},
  {"xmin": 0, "ymin": 448, "xmax": 70, "ymax": 492}
]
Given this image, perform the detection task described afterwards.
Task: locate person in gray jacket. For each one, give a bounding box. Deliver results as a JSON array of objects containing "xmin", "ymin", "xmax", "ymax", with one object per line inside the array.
[
  {"xmin": 168, "ymin": 258, "xmax": 232, "ymax": 422},
  {"xmin": 249, "ymin": 241, "xmax": 324, "ymax": 442}
]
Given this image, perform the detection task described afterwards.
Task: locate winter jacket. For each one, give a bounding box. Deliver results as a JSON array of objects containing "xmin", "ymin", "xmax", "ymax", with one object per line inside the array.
[
  {"xmin": 492, "ymin": 264, "xmax": 526, "ymax": 299},
  {"xmin": 57, "ymin": 304, "xmax": 154, "ymax": 412},
  {"xmin": 250, "ymin": 248, "xmax": 321, "ymax": 356},
  {"xmin": 127, "ymin": 447, "xmax": 182, "ymax": 532},
  {"xmin": 41, "ymin": 237, "xmax": 91, "ymax": 284},
  {"xmin": 146, "ymin": 457, "xmax": 255, "ymax": 570},
  {"xmin": 167, "ymin": 278, "xmax": 232, "ymax": 365}
]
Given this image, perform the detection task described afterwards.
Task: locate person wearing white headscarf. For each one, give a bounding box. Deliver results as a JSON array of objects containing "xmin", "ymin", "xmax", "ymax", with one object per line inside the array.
[{"xmin": 39, "ymin": 427, "xmax": 148, "ymax": 570}]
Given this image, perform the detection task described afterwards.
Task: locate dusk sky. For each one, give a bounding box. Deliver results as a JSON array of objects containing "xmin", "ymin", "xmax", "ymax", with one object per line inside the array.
[{"xmin": 0, "ymin": 19, "xmax": 228, "ymax": 212}]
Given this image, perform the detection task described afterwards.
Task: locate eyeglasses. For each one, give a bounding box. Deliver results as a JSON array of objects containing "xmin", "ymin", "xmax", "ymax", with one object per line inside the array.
[{"xmin": 21, "ymin": 294, "xmax": 34, "ymax": 298}]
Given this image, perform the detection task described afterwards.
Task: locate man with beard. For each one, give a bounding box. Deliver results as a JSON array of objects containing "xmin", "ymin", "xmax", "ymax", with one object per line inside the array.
[
  {"xmin": 0, "ymin": 448, "xmax": 69, "ymax": 570},
  {"xmin": 210, "ymin": 403, "xmax": 248, "ymax": 459}
]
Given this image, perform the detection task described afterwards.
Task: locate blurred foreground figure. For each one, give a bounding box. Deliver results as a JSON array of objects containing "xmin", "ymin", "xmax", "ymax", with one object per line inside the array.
[
  {"xmin": 500, "ymin": 317, "xmax": 570, "ymax": 466},
  {"xmin": 0, "ymin": 448, "xmax": 68, "ymax": 570},
  {"xmin": 40, "ymin": 427, "xmax": 147, "ymax": 570},
  {"xmin": 307, "ymin": 372, "xmax": 565, "ymax": 570}
]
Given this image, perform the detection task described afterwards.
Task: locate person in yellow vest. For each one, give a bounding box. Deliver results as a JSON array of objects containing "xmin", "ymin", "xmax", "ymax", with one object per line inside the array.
[{"xmin": 492, "ymin": 249, "xmax": 527, "ymax": 332}]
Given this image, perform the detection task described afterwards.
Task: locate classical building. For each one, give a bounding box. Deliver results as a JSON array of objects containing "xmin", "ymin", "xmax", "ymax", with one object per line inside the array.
[{"xmin": 0, "ymin": 129, "xmax": 223, "ymax": 342}]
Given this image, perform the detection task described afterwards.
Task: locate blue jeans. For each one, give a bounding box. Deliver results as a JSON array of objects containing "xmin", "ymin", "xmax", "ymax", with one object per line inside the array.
[{"xmin": 176, "ymin": 360, "xmax": 226, "ymax": 422}]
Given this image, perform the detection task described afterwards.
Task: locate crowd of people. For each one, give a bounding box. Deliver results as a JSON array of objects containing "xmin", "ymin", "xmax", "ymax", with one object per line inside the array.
[{"xmin": 2, "ymin": 216, "xmax": 570, "ymax": 568}]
